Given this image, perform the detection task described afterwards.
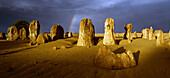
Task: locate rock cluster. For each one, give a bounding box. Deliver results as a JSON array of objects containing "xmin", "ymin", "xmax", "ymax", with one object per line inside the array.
[
  {"xmin": 29, "ymin": 20, "xmax": 40, "ymax": 44},
  {"xmin": 142, "ymin": 28, "xmax": 149, "ymax": 39},
  {"xmin": 77, "ymin": 18, "xmax": 95, "ymax": 46},
  {"xmin": 124, "ymin": 24, "xmax": 133, "ymax": 43},
  {"xmin": 154, "ymin": 30, "xmax": 164, "ymax": 46},
  {"xmin": 95, "ymin": 45, "xmax": 136, "ymax": 69},
  {"xmin": 51, "ymin": 24, "xmax": 64, "ymax": 40},
  {"xmin": 7, "ymin": 26, "xmax": 19, "ymax": 40},
  {"xmin": 103, "ymin": 18, "xmax": 116, "ymax": 45}
]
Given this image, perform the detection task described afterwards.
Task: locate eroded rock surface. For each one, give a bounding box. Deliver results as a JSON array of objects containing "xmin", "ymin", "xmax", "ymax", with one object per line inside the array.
[
  {"xmin": 51, "ymin": 24, "xmax": 64, "ymax": 40},
  {"xmin": 103, "ymin": 18, "xmax": 115, "ymax": 45},
  {"xmin": 29, "ymin": 20, "xmax": 40, "ymax": 44},
  {"xmin": 36, "ymin": 33, "xmax": 50, "ymax": 44},
  {"xmin": 95, "ymin": 45, "xmax": 136, "ymax": 69},
  {"xmin": 7, "ymin": 26, "xmax": 19, "ymax": 40},
  {"xmin": 19, "ymin": 27, "xmax": 27, "ymax": 40},
  {"xmin": 124, "ymin": 24, "xmax": 133, "ymax": 43},
  {"xmin": 77, "ymin": 18, "xmax": 95, "ymax": 46},
  {"xmin": 149, "ymin": 27, "xmax": 155, "ymax": 40},
  {"xmin": 142, "ymin": 28, "xmax": 149, "ymax": 39},
  {"xmin": 155, "ymin": 30, "xmax": 164, "ymax": 46}
]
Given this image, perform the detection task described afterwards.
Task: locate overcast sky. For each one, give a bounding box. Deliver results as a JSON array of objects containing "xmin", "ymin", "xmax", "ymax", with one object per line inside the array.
[{"xmin": 0, "ymin": 0, "xmax": 170, "ymax": 33}]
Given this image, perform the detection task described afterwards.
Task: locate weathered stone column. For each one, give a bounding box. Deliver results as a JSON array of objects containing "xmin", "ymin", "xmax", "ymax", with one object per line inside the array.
[
  {"xmin": 124, "ymin": 24, "xmax": 133, "ymax": 43},
  {"xmin": 77, "ymin": 18, "xmax": 95, "ymax": 46},
  {"xmin": 149, "ymin": 27, "xmax": 155, "ymax": 40},
  {"xmin": 155, "ymin": 30, "xmax": 164, "ymax": 46},
  {"xmin": 142, "ymin": 28, "xmax": 149, "ymax": 39},
  {"xmin": 19, "ymin": 27, "xmax": 27, "ymax": 40},
  {"xmin": 50, "ymin": 24, "xmax": 64, "ymax": 40},
  {"xmin": 29, "ymin": 20, "xmax": 40, "ymax": 44},
  {"xmin": 7, "ymin": 26, "xmax": 19, "ymax": 40},
  {"xmin": 103, "ymin": 18, "xmax": 115, "ymax": 45}
]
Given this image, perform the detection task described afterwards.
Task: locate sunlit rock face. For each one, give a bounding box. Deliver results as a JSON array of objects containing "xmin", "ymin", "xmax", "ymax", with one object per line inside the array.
[
  {"xmin": 29, "ymin": 20, "xmax": 40, "ymax": 44},
  {"xmin": 77, "ymin": 18, "xmax": 95, "ymax": 46},
  {"xmin": 68, "ymin": 32, "xmax": 72, "ymax": 38},
  {"xmin": 50, "ymin": 24, "xmax": 64, "ymax": 40},
  {"xmin": 19, "ymin": 27, "xmax": 27, "ymax": 40},
  {"xmin": 149, "ymin": 27, "xmax": 155, "ymax": 40},
  {"xmin": 103, "ymin": 18, "xmax": 116, "ymax": 45},
  {"xmin": 142, "ymin": 28, "xmax": 149, "ymax": 39},
  {"xmin": 133, "ymin": 31, "xmax": 137, "ymax": 39},
  {"xmin": 0, "ymin": 32, "xmax": 6, "ymax": 39},
  {"xmin": 7, "ymin": 26, "xmax": 19, "ymax": 40},
  {"xmin": 124, "ymin": 24, "xmax": 133, "ymax": 43},
  {"xmin": 36, "ymin": 33, "xmax": 50, "ymax": 44},
  {"xmin": 95, "ymin": 45, "xmax": 136, "ymax": 69},
  {"xmin": 155, "ymin": 30, "xmax": 164, "ymax": 46}
]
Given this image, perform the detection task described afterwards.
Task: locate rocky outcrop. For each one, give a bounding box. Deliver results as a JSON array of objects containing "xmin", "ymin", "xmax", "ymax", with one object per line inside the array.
[
  {"xmin": 0, "ymin": 32, "xmax": 6, "ymax": 39},
  {"xmin": 154, "ymin": 30, "xmax": 164, "ymax": 46},
  {"xmin": 50, "ymin": 24, "xmax": 64, "ymax": 40},
  {"xmin": 103, "ymin": 18, "xmax": 116, "ymax": 45},
  {"xmin": 124, "ymin": 24, "xmax": 133, "ymax": 43},
  {"xmin": 29, "ymin": 20, "xmax": 40, "ymax": 45},
  {"xmin": 19, "ymin": 27, "xmax": 27, "ymax": 40},
  {"xmin": 36, "ymin": 33, "xmax": 50, "ymax": 44},
  {"xmin": 7, "ymin": 26, "xmax": 19, "ymax": 40},
  {"xmin": 142, "ymin": 28, "xmax": 149, "ymax": 39},
  {"xmin": 149, "ymin": 27, "xmax": 155, "ymax": 40},
  {"xmin": 95, "ymin": 45, "xmax": 136, "ymax": 69},
  {"xmin": 77, "ymin": 18, "xmax": 95, "ymax": 46}
]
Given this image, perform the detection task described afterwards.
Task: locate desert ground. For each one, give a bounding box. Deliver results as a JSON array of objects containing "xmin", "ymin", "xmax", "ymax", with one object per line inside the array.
[{"xmin": 0, "ymin": 33, "xmax": 170, "ymax": 78}]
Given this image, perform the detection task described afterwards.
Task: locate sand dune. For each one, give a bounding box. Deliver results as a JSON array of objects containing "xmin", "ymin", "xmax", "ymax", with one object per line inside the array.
[{"xmin": 0, "ymin": 34, "xmax": 170, "ymax": 78}]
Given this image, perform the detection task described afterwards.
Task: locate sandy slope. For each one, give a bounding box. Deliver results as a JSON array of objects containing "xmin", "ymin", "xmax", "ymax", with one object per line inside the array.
[{"xmin": 0, "ymin": 35, "xmax": 170, "ymax": 78}]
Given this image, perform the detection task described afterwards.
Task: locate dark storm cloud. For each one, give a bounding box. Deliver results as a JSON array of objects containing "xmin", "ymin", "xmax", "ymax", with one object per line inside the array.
[{"xmin": 0, "ymin": 0, "xmax": 170, "ymax": 33}]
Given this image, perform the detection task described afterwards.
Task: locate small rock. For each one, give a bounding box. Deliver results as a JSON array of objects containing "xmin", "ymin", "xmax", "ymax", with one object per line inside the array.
[
  {"xmin": 60, "ymin": 46, "xmax": 67, "ymax": 49},
  {"xmin": 53, "ymin": 47, "xmax": 57, "ymax": 50},
  {"xmin": 87, "ymin": 46, "xmax": 90, "ymax": 48}
]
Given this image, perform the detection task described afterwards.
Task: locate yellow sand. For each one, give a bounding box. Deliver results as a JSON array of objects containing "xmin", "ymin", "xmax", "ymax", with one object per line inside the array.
[{"xmin": 0, "ymin": 34, "xmax": 170, "ymax": 78}]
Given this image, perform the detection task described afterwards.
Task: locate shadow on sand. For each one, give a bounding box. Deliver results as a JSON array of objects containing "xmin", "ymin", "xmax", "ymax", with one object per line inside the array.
[{"xmin": 0, "ymin": 47, "xmax": 36, "ymax": 55}]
